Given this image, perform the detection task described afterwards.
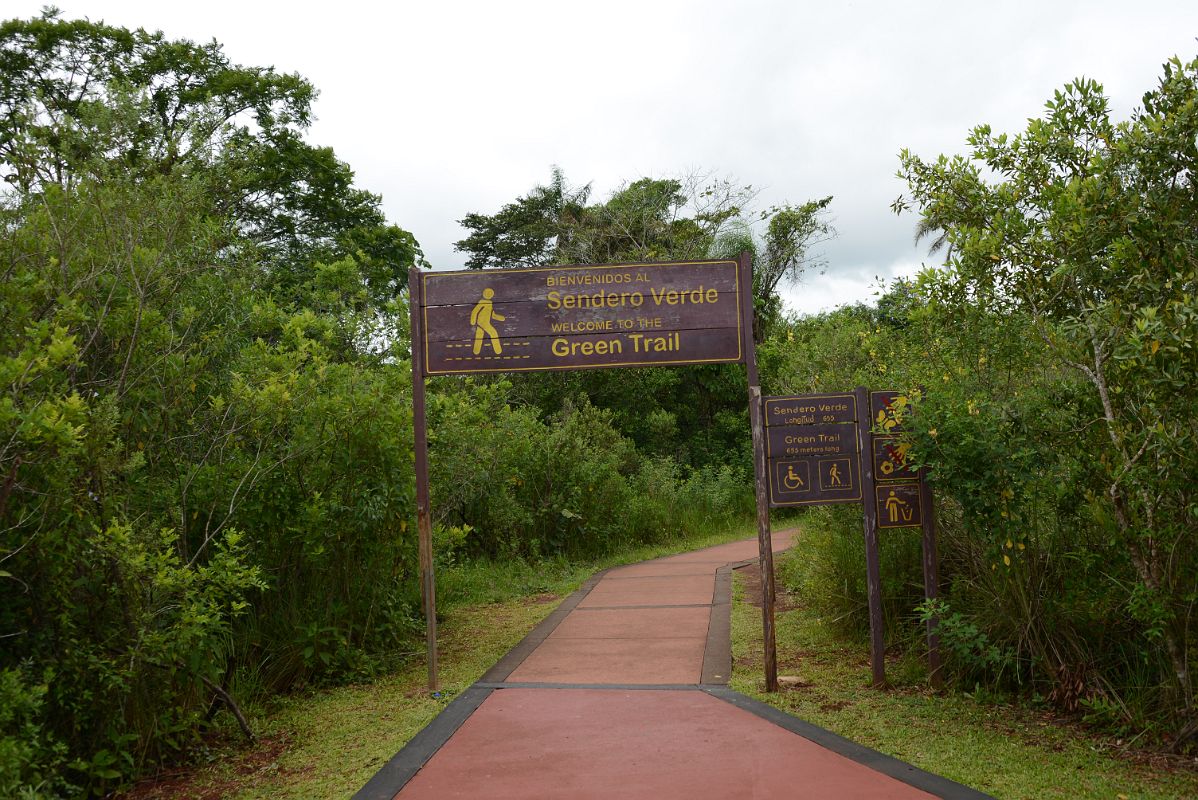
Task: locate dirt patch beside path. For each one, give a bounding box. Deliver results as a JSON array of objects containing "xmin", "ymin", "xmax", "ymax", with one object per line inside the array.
[{"xmin": 735, "ymin": 560, "xmax": 797, "ymax": 612}]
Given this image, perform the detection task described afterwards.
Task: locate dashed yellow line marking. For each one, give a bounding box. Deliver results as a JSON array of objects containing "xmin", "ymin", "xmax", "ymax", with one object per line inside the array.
[
  {"xmin": 445, "ymin": 341, "xmax": 531, "ymax": 349},
  {"xmin": 446, "ymin": 355, "xmax": 532, "ymax": 361}
]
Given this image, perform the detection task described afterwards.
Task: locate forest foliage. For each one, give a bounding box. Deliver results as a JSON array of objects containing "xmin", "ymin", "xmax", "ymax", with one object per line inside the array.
[
  {"xmin": 0, "ymin": 13, "xmax": 763, "ymax": 796},
  {"xmin": 2, "ymin": 8, "xmax": 1196, "ymax": 798},
  {"xmin": 781, "ymin": 55, "xmax": 1198, "ymax": 746}
]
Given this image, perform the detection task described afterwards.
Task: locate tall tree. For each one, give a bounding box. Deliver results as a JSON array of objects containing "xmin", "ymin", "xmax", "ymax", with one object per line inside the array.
[
  {"xmin": 454, "ymin": 167, "xmax": 591, "ymax": 269},
  {"xmin": 453, "ymin": 171, "xmax": 832, "ymax": 465},
  {"xmin": 455, "ymin": 169, "xmax": 756, "ymax": 269},
  {"xmin": 896, "ymin": 56, "xmax": 1198, "ymax": 735},
  {"xmin": 0, "ymin": 9, "xmax": 420, "ymax": 306},
  {"xmin": 0, "ymin": 13, "xmax": 425, "ymax": 790}
]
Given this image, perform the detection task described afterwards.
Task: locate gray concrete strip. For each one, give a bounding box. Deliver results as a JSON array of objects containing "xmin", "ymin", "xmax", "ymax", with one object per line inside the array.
[
  {"xmin": 702, "ymin": 687, "xmax": 994, "ymax": 800},
  {"xmin": 351, "ymin": 684, "xmax": 492, "ymax": 800},
  {"xmin": 479, "ymin": 568, "xmax": 609, "ymax": 683},
  {"xmin": 700, "ymin": 564, "xmax": 734, "ymax": 685}
]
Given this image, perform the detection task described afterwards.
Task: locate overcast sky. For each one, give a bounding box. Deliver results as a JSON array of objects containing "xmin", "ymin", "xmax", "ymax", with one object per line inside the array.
[{"xmin": 12, "ymin": 2, "xmax": 1198, "ymax": 313}]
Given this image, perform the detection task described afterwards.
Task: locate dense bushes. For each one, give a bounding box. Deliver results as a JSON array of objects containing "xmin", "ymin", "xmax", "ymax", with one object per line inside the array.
[
  {"xmin": 0, "ymin": 13, "xmax": 439, "ymax": 792},
  {"xmin": 773, "ymin": 270, "xmax": 1196, "ymax": 738},
  {"xmin": 429, "ymin": 381, "xmax": 753, "ymax": 560},
  {"xmin": 779, "ymin": 506, "xmax": 926, "ymax": 642},
  {"xmin": 0, "ymin": 669, "xmax": 71, "ymax": 798},
  {"xmin": 771, "ymin": 58, "xmax": 1198, "ymax": 744},
  {"xmin": 894, "ymin": 58, "xmax": 1198, "ymax": 740},
  {"xmin": 0, "ymin": 174, "xmax": 425, "ymax": 794}
]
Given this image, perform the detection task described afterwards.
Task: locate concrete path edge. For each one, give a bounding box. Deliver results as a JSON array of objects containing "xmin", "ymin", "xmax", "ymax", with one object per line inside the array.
[
  {"xmin": 700, "ymin": 560, "xmax": 744, "ymax": 684},
  {"xmin": 354, "ymin": 567, "xmax": 612, "ymax": 800},
  {"xmin": 353, "ymin": 684, "xmax": 493, "ymax": 800},
  {"xmin": 702, "ymin": 687, "xmax": 991, "ymax": 800},
  {"xmin": 480, "ymin": 568, "xmax": 612, "ymax": 683}
]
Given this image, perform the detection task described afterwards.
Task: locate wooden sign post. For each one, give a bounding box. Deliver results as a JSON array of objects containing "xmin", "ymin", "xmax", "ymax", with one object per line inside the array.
[
  {"xmin": 739, "ymin": 253, "xmax": 777, "ymax": 693},
  {"xmin": 919, "ymin": 465, "xmax": 943, "ymax": 688},
  {"xmin": 409, "ymin": 257, "xmax": 777, "ymax": 690},
  {"xmin": 761, "ymin": 390, "xmax": 873, "ymax": 688},
  {"xmin": 867, "ymin": 389, "xmax": 941, "ymax": 687},
  {"xmin": 408, "ymin": 267, "xmax": 438, "ymax": 690},
  {"xmin": 856, "ymin": 386, "xmax": 887, "ymax": 687}
]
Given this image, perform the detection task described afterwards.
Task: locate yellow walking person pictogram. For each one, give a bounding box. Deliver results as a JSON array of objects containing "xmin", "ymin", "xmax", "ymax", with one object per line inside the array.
[{"xmin": 470, "ymin": 288, "xmax": 505, "ymax": 355}]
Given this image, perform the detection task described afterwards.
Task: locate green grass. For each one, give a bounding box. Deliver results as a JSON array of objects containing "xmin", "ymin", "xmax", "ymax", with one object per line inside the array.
[
  {"xmin": 122, "ymin": 519, "xmax": 758, "ymax": 799},
  {"xmin": 438, "ymin": 519, "xmax": 765, "ymax": 608},
  {"xmin": 730, "ymin": 557, "xmax": 1198, "ymax": 800}
]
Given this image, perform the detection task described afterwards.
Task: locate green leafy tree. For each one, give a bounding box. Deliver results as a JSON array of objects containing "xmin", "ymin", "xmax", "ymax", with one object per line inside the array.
[
  {"xmin": 0, "ymin": 12, "xmax": 425, "ymax": 789},
  {"xmin": 456, "ymin": 169, "xmax": 755, "ymax": 269},
  {"xmin": 454, "ymin": 171, "xmax": 833, "ymax": 464},
  {"xmin": 0, "ymin": 161, "xmax": 422, "ymax": 796},
  {"xmin": 713, "ymin": 196, "xmax": 836, "ymax": 342},
  {"xmin": 0, "ymin": 9, "xmax": 420, "ymax": 306},
  {"xmin": 454, "ymin": 167, "xmax": 591, "ymax": 269},
  {"xmin": 757, "ymin": 196, "xmax": 835, "ymax": 304},
  {"xmin": 454, "ymin": 172, "xmax": 753, "ymax": 466},
  {"xmin": 895, "ymin": 56, "xmax": 1198, "ymax": 734}
]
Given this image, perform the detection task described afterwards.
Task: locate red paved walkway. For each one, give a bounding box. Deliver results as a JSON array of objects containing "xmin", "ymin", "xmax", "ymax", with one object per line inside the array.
[
  {"xmin": 358, "ymin": 532, "xmax": 985, "ymax": 800},
  {"xmin": 398, "ymin": 688, "xmax": 932, "ymax": 799}
]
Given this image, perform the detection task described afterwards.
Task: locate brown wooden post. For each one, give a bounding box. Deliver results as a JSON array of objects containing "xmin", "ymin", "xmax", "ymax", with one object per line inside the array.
[
  {"xmin": 856, "ymin": 386, "xmax": 886, "ymax": 688},
  {"xmin": 409, "ymin": 267, "xmax": 438, "ymax": 692},
  {"xmin": 739, "ymin": 252, "xmax": 778, "ymax": 692},
  {"xmin": 918, "ymin": 466, "xmax": 942, "ymax": 688}
]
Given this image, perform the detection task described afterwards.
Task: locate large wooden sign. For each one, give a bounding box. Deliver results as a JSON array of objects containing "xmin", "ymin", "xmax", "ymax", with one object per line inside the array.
[
  {"xmin": 409, "ymin": 255, "xmax": 762, "ymax": 692},
  {"xmin": 763, "ymin": 394, "xmax": 861, "ymax": 507},
  {"xmin": 418, "ymin": 260, "xmax": 744, "ymax": 375}
]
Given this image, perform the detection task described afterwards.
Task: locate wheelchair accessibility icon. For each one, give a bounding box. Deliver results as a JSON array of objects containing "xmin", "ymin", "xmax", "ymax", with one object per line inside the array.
[
  {"xmin": 775, "ymin": 460, "xmax": 811, "ymax": 495},
  {"xmin": 783, "ymin": 464, "xmax": 804, "ymax": 490}
]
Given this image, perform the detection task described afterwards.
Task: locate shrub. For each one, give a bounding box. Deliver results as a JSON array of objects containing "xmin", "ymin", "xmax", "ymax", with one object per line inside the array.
[{"xmin": 0, "ymin": 669, "xmax": 72, "ymax": 799}]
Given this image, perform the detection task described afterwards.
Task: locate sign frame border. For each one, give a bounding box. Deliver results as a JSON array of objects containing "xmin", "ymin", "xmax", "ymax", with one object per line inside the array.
[{"xmin": 419, "ymin": 259, "xmax": 745, "ymax": 376}]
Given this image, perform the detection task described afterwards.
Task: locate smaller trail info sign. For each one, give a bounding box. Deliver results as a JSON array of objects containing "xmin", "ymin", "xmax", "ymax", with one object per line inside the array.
[
  {"xmin": 419, "ymin": 260, "xmax": 744, "ymax": 375},
  {"xmin": 869, "ymin": 390, "xmax": 923, "ymax": 527},
  {"xmin": 763, "ymin": 393, "xmax": 862, "ymax": 507}
]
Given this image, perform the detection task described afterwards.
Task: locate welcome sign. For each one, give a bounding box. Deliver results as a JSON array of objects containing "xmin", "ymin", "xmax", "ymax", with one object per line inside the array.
[
  {"xmin": 408, "ymin": 255, "xmax": 758, "ymax": 691},
  {"xmin": 418, "ymin": 260, "xmax": 744, "ymax": 375}
]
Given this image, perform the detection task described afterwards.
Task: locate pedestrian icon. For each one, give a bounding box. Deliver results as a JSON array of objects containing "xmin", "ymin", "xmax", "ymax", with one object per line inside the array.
[
  {"xmin": 818, "ymin": 458, "xmax": 854, "ymax": 492},
  {"xmin": 470, "ymin": 288, "xmax": 505, "ymax": 355}
]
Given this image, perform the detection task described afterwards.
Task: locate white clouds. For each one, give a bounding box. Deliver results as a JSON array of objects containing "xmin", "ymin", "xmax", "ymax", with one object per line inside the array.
[
  {"xmin": 779, "ymin": 256, "xmax": 927, "ymax": 316},
  {"xmin": 12, "ymin": 1, "xmax": 1198, "ymax": 312}
]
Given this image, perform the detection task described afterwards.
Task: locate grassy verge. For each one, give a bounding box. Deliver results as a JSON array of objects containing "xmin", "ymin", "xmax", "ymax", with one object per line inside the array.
[
  {"xmin": 123, "ymin": 520, "xmax": 758, "ymax": 799},
  {"xmin": 730, "ymin": 554, "xmax": 1198, "ymax": 800}
]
